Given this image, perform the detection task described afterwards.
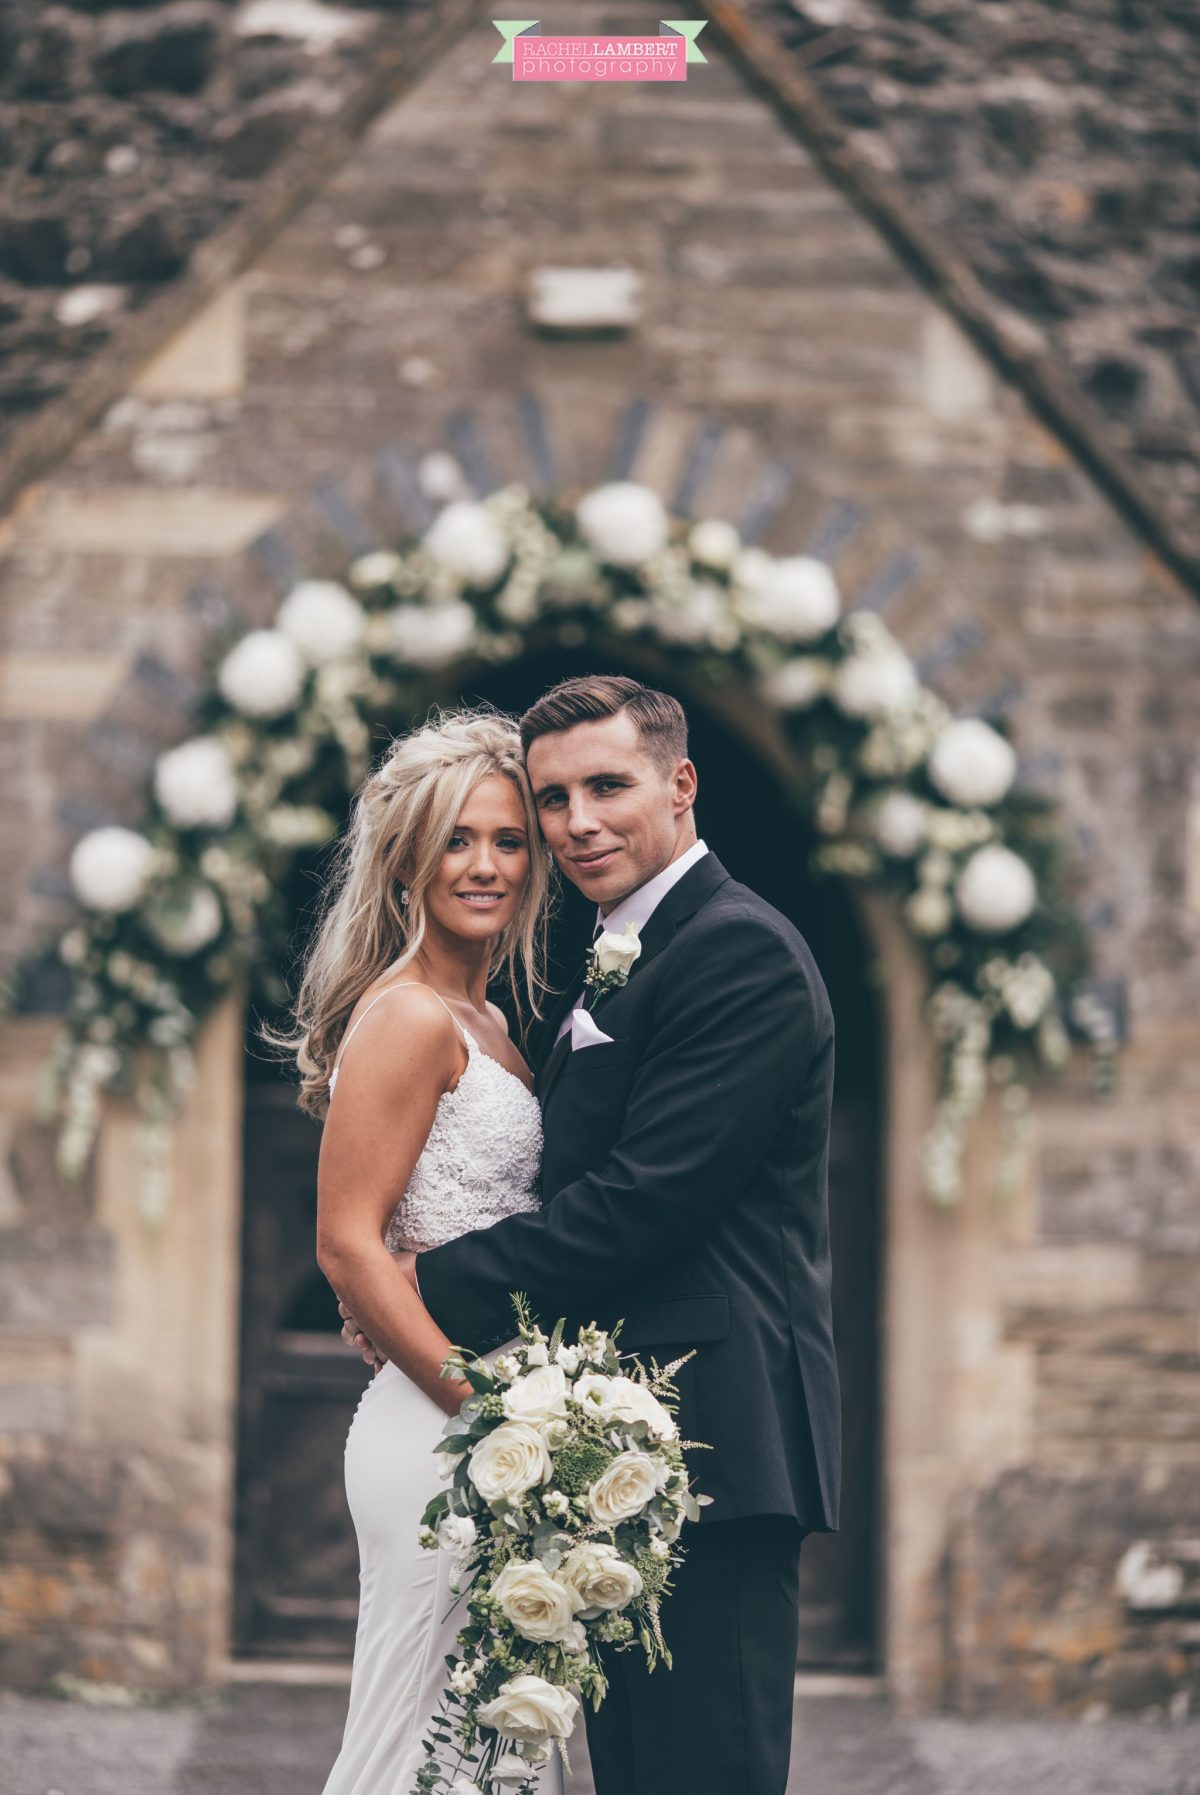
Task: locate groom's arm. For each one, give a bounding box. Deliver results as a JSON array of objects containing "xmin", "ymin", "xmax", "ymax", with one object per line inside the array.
[{"xmin": 415, "ymin": 912, "xmax": 830, "ymax": 1353}]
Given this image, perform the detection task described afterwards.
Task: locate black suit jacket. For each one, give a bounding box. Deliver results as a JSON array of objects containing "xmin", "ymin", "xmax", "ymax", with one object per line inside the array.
[{"xmin": 415, "ymin": 852, "xmax": 841, "ymax": 1532}]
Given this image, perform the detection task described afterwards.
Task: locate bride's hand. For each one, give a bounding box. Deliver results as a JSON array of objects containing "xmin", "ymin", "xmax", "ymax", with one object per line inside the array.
[{"xmin": 338, "ymin": 1299, "xmax": 386, "ymax": 1369}]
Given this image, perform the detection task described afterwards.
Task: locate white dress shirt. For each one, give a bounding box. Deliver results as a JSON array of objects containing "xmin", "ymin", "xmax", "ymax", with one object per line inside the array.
[{"xmin": 555, "ymin": 838, "xmax": 710, "ymax": 1044}]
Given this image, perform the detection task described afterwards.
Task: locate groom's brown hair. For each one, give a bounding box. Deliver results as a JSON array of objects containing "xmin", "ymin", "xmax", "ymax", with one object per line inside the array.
[{"xmin": 519, "ymin": 674, "xmax": 688, "ymax": 776}]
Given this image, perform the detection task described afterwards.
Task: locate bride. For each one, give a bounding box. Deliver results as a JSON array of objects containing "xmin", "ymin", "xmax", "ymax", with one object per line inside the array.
[{"xmin": 272, "ymin": 708, "xmax": 561, "ymax": 1795}]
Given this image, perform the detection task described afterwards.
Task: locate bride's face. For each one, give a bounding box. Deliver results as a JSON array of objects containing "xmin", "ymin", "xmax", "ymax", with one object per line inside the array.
[{"xmin": 422, "ymin": 774, "xmax": 531, "ymax": 944}]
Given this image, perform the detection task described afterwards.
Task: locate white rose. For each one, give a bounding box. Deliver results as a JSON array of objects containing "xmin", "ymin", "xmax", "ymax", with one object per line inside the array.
[
  {"xmin": 276, "ymin": 579, "xmax": 366, "ymax": 665},
  {"xmin": 586, "ymin": 1450, "xmax": 659, "ymax": 1526},
  {"xmin": 872, "ymin": 791, "xmax": 927, "ymax": 858},
  {"xmin": 467, "ymin": 1421, "xmax": 552, "ymax": 1502},
  {"xmin": 143, "ymin": 881, "xmax": 223, "ymax": 956},
  {"xmin": 606, "ymin": 1376, "xmax": 677, "ymax": 1442},
  {"xmin": 834, "ymin": 651, "xmax": 919, "ymax": 719},
  {"xmin": 434, "ymin": 1450, "xmax": 459, "ymax": 1482},
  {"xmin": 688, "ymin": 517, "xmax": 740, "ymax": 569},
  {"xmin": 740, "ymin": 554, "xmax": 840, "ymax": 641},
  {"xmin": 387, "ymin": 601, "xmax": 476, "ymax": 668},
  {"xmin": 423, "ymin": 501, "xmax": 510, "ymax": 587},
  {"xmin": 476, "ymin": 1673, "xmax": 579, "ymax": 1744},
  {"xmin": 927, "ymin": 718, "xmax": 1017, "ymax": 808},
  {"xmin": 417, "ymin": 450, "xmax": 470, "ymax": 505},
  {"xmin": 905, "ymin": 886, "xmax": 954, "ymax": 938},
  {"xmin": 955, "ymin": 844, "xmax": 1037, "ymax": 933},
  {"xmin": 69, "ymin": 826, "xmax": 156, "ymax": 913},
  {"xmin": 575, "ymin": 481, "xmax": 669, "ymax": 567},
  {"xmin": 555, "ymin": 1343, "xmax": 580, "ymax": 1376},
  {"xmin": 571, "ymin": 1373, "xmax": 619, "ymax": 1419},
  {"xmin": 761, "ymin": 656, "xmax": 831, "ymax": 710},
  {"xmin": 489, "ymin": 1753, "xmax": 541, "ymax": 1786},
  {"xmin": 490, "ymin": 1561, "xmax": 583, "ymax": 1645},
  {"xmin": 217, "ymin": 628, "xmax": 306, "ymax": 718},
  {"xmin": 348, "ymin": 549, "xmax": 404, "ymax": 591},
  {"xmin": 502, "ymin": 1364, "xmax": 568, "ymax": 1426},
  {"xmin": 559, "ymin": 1541, "xmax": 643, "ymax": 1618},
  {"xmin": 591, "ymin": 922, "xmax": 641, "ymax": 979},
  {"xmin": 154, "ymin": 736, "xmax": 239, "ymax": 830},
  {"xmin": 437, "ymin": 1514, "xmax": 477, "ymax": 1555}
]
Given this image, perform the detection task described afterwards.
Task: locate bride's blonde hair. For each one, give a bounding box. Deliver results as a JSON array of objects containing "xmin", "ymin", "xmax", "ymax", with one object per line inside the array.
[{"xmin": 267, "ymin": 707, "xmax": 552, "ymax": 1120}]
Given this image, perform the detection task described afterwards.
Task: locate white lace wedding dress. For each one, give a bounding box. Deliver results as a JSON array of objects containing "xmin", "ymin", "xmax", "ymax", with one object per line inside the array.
[{"xmin": 320, "ymin": 983, "xmax": 563, "ymax": 1795}]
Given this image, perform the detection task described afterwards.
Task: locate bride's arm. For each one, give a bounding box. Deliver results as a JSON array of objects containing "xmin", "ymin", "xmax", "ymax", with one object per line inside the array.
[{"xmin": 314, "ymin": 990, "xmax": 473, "ymax": 1417}]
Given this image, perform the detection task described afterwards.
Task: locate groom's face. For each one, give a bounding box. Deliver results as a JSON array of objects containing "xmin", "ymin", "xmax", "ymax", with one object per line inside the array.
[{"xmin": 527, "ymin": 711, "xmax": 696, "ymax": 911}]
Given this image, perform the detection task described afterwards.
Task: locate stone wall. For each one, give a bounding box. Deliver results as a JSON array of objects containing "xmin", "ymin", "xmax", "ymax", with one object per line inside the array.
[{"xmin": 1, "ymin": 0, "xmax": 1198, "ymax": 1712}]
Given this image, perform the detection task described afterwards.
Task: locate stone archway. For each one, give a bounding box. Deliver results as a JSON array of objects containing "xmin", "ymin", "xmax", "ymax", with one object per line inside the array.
[{"xmin": 38, "ymin": 390, "xmax": 1078, "ymax": 1704}]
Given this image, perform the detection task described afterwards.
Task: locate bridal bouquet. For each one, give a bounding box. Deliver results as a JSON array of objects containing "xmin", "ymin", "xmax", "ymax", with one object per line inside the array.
[{"xmin": 412, "ymin": 1294, "xmax": 711, "ymax": 1794}]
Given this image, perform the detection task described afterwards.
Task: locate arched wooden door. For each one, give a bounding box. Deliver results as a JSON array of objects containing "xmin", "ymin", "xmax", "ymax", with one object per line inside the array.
[{"xmin": 232, "ymin": 646, "xmax": 884, "ymax": 1670}]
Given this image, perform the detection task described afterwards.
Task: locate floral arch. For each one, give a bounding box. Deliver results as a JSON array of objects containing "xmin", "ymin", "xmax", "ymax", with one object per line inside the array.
[{"xmin": 35, "ymin": 477, "xmax": 1117, "ymax": 1219}]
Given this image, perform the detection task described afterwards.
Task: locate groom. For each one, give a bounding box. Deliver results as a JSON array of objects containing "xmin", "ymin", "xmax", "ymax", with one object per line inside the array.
[{"xmin": 344, "ymin": 674, "xmax": 840, "ymax": 1795}]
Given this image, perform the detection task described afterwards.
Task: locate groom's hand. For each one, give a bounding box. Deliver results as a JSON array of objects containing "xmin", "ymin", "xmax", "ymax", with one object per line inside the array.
[{"xmin": 335, "ymin": 1251, "xmax": 421, "ymax": 1367}]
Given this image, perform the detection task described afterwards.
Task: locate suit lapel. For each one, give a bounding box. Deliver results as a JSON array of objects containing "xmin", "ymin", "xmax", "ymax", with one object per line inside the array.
[{"xmin": 537, "ymin": 852, "xmax": 731, "ymax": 1108}]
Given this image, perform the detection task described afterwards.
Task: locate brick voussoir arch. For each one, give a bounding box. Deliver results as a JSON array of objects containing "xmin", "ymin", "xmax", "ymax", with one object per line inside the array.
[{"xmin": 18, "ymin": 399, "xmax": 1119, "ymax": 1219}]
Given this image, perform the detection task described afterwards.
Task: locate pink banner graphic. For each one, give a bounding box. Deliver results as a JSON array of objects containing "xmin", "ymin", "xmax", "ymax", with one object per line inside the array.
[{"xmin": 492, "ymin": 21, "xmax": 708, "ymax": 82}]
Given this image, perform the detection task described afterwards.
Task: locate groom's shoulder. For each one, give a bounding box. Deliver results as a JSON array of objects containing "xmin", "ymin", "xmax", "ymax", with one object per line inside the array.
[{"xmin": 682, "ymin": 872, "xmax": 826, "ymax": 991}]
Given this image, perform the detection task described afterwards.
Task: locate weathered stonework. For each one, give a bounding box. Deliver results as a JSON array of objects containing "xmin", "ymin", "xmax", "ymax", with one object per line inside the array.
[{"xmin": 0, "ymin": 0, "xmax": 1197, "ymax": 1716}]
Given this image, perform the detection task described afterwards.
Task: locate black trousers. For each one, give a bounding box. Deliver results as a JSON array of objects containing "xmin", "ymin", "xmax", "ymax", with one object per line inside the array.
[{"xmin": 583, "ymin": 1515, "xmax": 808, "ymax": 1795}]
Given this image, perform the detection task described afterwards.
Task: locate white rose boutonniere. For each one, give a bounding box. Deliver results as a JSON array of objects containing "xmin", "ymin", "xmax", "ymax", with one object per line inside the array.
[{"xmin": 584, "ymin": 920, "xmax": 642, "ymax": 1007}]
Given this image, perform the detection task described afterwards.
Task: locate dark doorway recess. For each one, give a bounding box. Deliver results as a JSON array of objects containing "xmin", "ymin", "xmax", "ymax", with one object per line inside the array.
[{"xmin": 233, "ymin": 643, "xmax": 884, "ymax": 1671}]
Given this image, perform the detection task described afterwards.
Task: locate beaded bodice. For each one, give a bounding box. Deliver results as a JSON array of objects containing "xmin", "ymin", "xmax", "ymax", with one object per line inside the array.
[{"xmin": 329, "ymin": 1024, "xmax": 543, "ymax": 1253}]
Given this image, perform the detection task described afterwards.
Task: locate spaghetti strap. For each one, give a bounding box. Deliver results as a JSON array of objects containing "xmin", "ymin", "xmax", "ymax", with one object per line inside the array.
[{"xmin": 329, "ymin": 982, "xmax": 468, "ymax": 1092}]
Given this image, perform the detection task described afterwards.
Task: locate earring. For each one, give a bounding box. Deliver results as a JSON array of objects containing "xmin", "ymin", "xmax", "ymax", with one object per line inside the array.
[{"xmin": 400, "ymin": 887, "xmax": 410, "ymax": 909}]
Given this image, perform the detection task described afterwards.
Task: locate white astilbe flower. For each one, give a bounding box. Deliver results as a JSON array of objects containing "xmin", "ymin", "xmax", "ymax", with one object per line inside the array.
[
  {"xmin": 575, "ymin": 481, "xmax": 670, "ymax": 567},
  {"xmin": 761, "ymin": 656, "xmax": 832, "ymax": 710},
  {"xmin": 217, "ymin": 629, "xmax": 306, "ymax": 718},
  {"xmin": 834, "ymin": 650, "xmax": 919, "ymax": 719},
  {"xmin": 154, "ymin": 736, "xmax": 238, "ymax": 829},
  {"xmin": 688, "ymin": 517, "xmax": 740, "ymax": 569},
  {"xmin": 955, "ymin": 844, "xmax": 1037, "ymax": 933},
  {"xmin": 738, "ymin": 555, "xmax": 840, "ymax": 642},
  {"xmin": 927, "ymin": 718, "xmax": 1017, "ymax": 808},
  {"xmin": 69, "ymin": 827, "xmax": 157, "ymax": 913},
  {"xmin": 276, "ymin": 580, "xmax": 366, "ymax": 665},
  {"xmin": 387, "ymin": 602, "xmax": 476, "ymax": 668},
  {"xmin": 423, "ymin": 502, "xmax": 510, "ymax": 587},
  {"xmin": 872, "ymin": 790, "xmax": 927, "ymax": 857}
]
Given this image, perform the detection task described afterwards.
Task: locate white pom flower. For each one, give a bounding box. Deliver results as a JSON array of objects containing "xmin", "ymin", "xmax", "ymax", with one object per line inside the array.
[
  {"xmin": 905, "ymin": 886, "xmax": 954, "ymax": 938},
  {"xmin": 422, "ymin": 501, "xmax": 510, "ymax": 587},
  {"xmin": 740, "ymin": 554, "xmax": 841, "ymax": 642},
  {"xmin": 761, "ymin": 656, "xmax": 832, "ymax": 710},
  {"xmin": 70, "ymin": 827, "xmax": 157, "ymax": 913},
  {"xmin": 143, "ymin": 881, "xmax": 223, "ymax": 956},
  {"xmin": 575, "ymin": 482, "xmax": 669, "ymax": 567},
  {"xmin": 927, "ymin": 718, "xmax": 1017, "ymax": 808},
  {"xmin": 387, "ymin": 602, "xmax": 476, "ymax": 668},
  {"xmin": 834, "ymin": 651, "xmax": 919, "ymax": 719},
  {"xmin": 688, "ymin": 517, "xmax": 740, "ymax": 569},
  {"xmin": 649, "ymin": 579, "xmax": 733, "ymax": 647},
  {"xmin": 154, "ymin": 737, "xmax": 238, "ymax": 830},
  {"xmin": 872, "ymin": 791, "xmax": 927, "ymax": 857},
  {"xmin": 217, "ymin": 629, "xmax": 305, "ymax": 719},
  {"xmin": 955, "ymin": 845, "xmax": 1037, "ymax": 933},
  {"xmin": 276, "ymin": 580, "xmax": 366, "ymax": 666}
]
